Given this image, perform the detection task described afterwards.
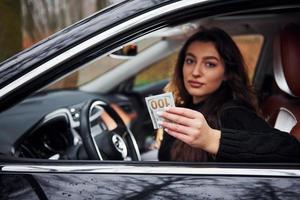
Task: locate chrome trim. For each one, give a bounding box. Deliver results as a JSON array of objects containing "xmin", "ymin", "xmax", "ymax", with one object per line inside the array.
[
  {"xmin": 90, "ymin": 105, "xmax": 104, "ymax": 122},
  {"xmin": 89, "ymin": 101, "xmax": 106, "ymax": 160},
  {"xmin": 273, "ymin": 34, "xmax": 295, "ymax": 96},
  {"xmin": 37, "ymin": 108, "xmax": 81, "ymax": 146},
  {"xmin": 11, "ymin": 108, "xmax": 82, "ymax": 158},
  {"xmin": 1, "ymin": 164, "xmax": 300, "ymax": 177},
  {"xmin": 43, "ymin": 108, "xmax": 79, "ymax": 128},
  {"xmin": 126, "ymin": 127, "xmax": 141, "ymax": 161},
  {"xmin": 0, "ymin": 0, "xmax": 209, "ymax": 98}
]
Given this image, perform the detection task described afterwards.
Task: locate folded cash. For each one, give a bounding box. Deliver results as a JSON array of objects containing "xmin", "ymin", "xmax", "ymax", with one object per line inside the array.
[{"xmin": 145, "ymin": 92, "xmax": 175, "ymax": 129}]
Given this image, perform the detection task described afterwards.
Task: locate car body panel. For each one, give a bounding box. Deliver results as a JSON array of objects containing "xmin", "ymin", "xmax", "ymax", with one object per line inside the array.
[{"xmin": 1, "ymin": 162, "xmax": 300, "ymax": 199}]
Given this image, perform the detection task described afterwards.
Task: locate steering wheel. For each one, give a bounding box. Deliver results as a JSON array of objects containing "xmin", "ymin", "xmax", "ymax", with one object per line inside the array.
[{"xmin": 80, "ymin": 99, "xmax": 141, "ymax": 161}]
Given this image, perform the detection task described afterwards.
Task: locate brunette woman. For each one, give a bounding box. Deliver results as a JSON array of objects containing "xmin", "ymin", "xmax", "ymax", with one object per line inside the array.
[{"xmin": 158, "ymin": 28, "xmax": 300, "ymax": 162}]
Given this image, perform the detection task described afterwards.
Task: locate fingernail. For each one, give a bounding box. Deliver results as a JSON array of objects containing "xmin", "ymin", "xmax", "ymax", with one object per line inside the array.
[
  {"xmin": 164, "ymin": 128, "xmax": 168, "ymax": 132},
  {"xmin": 156, "ymin": 111, "xmax": 163, "ymax": 116},
  {"xmin": 158, "ymin": 121, "xmax": 163, "ymax": 125},
  {"xmin": 165, "ymin": 107, "xmax": 170, "ymax": 111}
]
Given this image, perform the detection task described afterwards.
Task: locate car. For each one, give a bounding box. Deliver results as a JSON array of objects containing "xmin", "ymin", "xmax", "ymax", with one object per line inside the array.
[{"xmin": 1, "ymin": 0, "xmax": 300, "ymax": 199}]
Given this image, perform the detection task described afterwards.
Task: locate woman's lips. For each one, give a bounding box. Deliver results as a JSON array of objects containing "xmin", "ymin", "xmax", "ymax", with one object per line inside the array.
[{"xmin": 188, "ymin": 80, "xmax": 203, "ymax": 88}]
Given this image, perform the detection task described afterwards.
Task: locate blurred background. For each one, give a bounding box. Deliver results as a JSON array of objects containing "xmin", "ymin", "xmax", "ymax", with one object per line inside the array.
[{"xmin": 0, "ymin": 0, "xmax": 121, "ymax": 63}]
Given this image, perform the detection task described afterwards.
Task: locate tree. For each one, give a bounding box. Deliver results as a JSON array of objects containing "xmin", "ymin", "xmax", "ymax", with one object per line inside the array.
[{"xmin": 0, "ymin": 0, "xmax": 22, "ymax": 62}]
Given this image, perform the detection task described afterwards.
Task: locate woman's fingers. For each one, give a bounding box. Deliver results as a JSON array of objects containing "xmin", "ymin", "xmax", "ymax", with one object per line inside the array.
[
  {"xmin": 157, "ymin": 107, "xmax": 220, "ymax": 154},
  {"xmin": 159, "ymin": 111, "xmax": 195, "ymax": 127},
  {"xmin": 158, "ymin": 107, "xmax": 203, "ymax": 128},
  {"xmin": 159, "ymin": 120, "xmax": 195, "ymax": 136},
  {"xmin": 165, "ymin": 107, "xmax": 201, "ymax": 119}
]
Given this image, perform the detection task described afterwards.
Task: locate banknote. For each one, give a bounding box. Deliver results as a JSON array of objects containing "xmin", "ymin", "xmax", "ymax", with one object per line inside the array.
[{"xmin": 145, "ymin": 92, "xmax": 175, "ymax": 129}]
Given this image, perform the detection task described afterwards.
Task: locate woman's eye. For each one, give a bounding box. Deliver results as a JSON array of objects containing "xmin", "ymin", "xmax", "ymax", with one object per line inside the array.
[
  {"xmin": 185, "ymin": 58, "xmax": 195, "ymax": 65},
  {"xmin": 205, "ymin": 62, "xmax": 217, "ymax": 68}
]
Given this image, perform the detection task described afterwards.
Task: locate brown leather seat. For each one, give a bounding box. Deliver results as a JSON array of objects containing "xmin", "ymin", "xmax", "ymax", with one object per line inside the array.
[
  {"xmin": 291, "ymin": 122, "xmax": 300, "ymax": 141},
  {"xmin": 262, "ymin": 24, "xmax": 300, "ymax": 141}
]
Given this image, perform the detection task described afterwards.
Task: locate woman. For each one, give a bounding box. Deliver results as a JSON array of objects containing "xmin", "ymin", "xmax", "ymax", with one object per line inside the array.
[{"xmin": 158, "ymin": 27, "xmax": 300, "ymax": 162}]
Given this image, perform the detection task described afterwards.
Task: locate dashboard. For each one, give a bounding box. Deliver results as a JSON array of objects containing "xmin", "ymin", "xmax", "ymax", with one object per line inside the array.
[
  {"xmin": 14, "ymin": 111, "xmax": 76, "ymax": 159},
  {"xmin": 0, "ymin": 90, "xmax": 137, "ymax": 159}
]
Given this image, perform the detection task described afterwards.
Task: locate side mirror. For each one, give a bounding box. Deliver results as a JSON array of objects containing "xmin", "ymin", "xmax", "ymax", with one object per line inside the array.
[{"xmin": 110, "ymin": 44, "xmax": 138, "ymax": 59}]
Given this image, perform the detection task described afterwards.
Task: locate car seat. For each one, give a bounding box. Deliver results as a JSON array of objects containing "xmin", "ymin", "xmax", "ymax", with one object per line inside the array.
[{"xmin": 262, "ymin": 24, "xmax": 300, "ymax": 141}]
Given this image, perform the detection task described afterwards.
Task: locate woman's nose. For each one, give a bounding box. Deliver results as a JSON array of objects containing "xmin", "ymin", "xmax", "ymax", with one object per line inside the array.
[{"xmin": 192, "ymin": 64, "xmax": 202, "ymax": 77}]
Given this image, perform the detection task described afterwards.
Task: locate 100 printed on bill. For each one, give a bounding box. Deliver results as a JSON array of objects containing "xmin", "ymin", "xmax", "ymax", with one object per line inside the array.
[{"xmin": 145, "ymin": 92, "xmax": 175, "ymax": 129}]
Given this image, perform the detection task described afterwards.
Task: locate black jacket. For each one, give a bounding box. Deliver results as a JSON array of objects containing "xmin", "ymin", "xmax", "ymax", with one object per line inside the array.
[{"xmin": 159, "ymin": 100, "xmax": 300, "ymax": 162}]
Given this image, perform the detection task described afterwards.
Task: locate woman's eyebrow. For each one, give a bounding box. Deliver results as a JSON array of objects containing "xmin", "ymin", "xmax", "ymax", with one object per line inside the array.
[
  {"xmin": 185, "ymin": 52, "xmax": 196, "ymax": 58},
  {"xmin": 203, "ymin": 56, "xmax": 219, "ymax": 61}
]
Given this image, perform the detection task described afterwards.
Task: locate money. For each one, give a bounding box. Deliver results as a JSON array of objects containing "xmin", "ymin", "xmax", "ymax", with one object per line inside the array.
[{"xmin": 145, "ymin": 92, "xmax": 175, "ymax": 129}]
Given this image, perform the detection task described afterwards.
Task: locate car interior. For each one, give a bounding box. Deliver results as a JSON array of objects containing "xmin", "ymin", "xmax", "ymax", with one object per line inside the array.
[
  {"xmin": 261, "ymin": 24, "xmax": 300, "ymax": 141},
  {"xmin": 0, "ymin": 7, "xmax": 300, "ymax": 162}
]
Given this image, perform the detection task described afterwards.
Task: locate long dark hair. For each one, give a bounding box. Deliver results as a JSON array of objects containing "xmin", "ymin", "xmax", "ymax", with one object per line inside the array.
[{"xmin": 164, "ymin": 27, "xmax": 258, "ymax": 161}]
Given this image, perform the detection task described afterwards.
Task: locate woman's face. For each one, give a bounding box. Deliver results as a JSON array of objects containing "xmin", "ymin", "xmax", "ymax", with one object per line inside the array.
[{"xmin": 183, "ymin": 41, "xmax": 225, "ymax": 104}]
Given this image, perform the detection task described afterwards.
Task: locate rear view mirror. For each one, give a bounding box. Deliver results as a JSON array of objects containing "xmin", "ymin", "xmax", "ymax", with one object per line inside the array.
[{"xmin": 110, "ymin": 44, "xmax": 138, "ymax": 59}]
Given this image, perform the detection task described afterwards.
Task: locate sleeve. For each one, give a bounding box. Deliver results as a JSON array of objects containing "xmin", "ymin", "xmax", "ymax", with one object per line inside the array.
[
  {"xmin": 216, "ymin": 106, "xmax": 300, "ymax": 162},
  {"xmin": 219, "ymin": 105, "xmax": 271, "ymax": 131}
]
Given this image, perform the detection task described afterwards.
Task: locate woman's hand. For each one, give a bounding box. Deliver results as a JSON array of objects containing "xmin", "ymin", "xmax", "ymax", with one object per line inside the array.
[{"xmin": 158, "ymin": 107, "xmax": 221, "ymax": 155}]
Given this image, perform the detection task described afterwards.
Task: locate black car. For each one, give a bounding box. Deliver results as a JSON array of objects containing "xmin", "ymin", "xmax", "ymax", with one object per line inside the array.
[{"xmin": 1, "ymin": 0, "xmax": 300, "ymax": 199}]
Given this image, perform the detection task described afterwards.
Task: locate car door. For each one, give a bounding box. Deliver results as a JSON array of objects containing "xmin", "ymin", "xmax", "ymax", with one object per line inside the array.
[{"xmin": 1, "ymin": 1, "xmax": 300, "ymax": 200}]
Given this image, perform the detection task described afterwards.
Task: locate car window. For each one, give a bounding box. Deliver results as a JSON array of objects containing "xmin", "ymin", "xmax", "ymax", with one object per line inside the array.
[
  {"xmin": 46, "ymin": 34, "xmax": 263, "ymax": 91},
  {"xmin": 133, "ymin": 50, "xmax": 179, "ymax": 89},
  {"xmin": 47, "ymin": 37, "xmax": 162, "ymax": 90},
  {"xmin": 1, "ymin": 0, "xmax": 299, "ymax": 166},
  {"xmin": 14, "ymin": 23, "xmax": 268, "ymax": 163},
  {"xmin": 233, "ymin": 34, "xmax": 264, "ymax": 81}
]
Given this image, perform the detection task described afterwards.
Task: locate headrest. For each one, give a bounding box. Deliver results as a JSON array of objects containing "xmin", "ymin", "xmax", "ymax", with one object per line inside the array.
[{"xmin": 274, "ymin": 24, "xmax": 300, "ymax": 97}]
